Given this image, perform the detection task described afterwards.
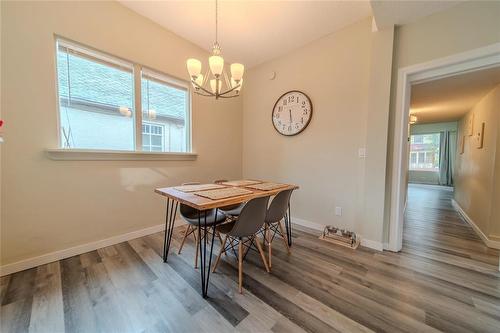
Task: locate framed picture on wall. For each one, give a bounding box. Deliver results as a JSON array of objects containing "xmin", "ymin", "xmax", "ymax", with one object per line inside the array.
[
  {"xmin": 475, "ymin": 122, "xmax": 485, "ymax": 149},
  {"xmin": 459, "ymin": 135, "xmax": 465, "ymax": 154},
  {"xmin": 466, "ymin": 113, "xmax": 474, "ymax": 136}
]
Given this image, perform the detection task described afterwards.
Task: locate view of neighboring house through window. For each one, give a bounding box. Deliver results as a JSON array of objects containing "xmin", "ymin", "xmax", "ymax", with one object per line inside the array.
[
  {"xmin": 409, "ymin": 133, "xmax": 440, "ymax": 171},
  {"xmin": 56, "ymin": 39, "xmax": 190, "ymax": 152},
  {"xmin": 141, "ymin": 69, "xmax": 188, "ymax": 152}
]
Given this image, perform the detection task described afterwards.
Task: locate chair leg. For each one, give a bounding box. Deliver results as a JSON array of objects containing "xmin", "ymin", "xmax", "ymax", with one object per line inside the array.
[
  {"xmin": 238, "ymin": 238, "xmax": 243, "ymax": 294},
  {"xmin": 278, "ymin": 221, "xmax": 291, "ymax": 254},
  {"xmin": 194, "ymin": 231, "xmax": 199, "ymax": 269},
  {"xmin": 216, "ymin": 230, "xmax": 223, "ymax": 244},
  {"xmin": 178, "ymin": 224, "xmax": 191, "ymax": 254},
  {"xmin": 255, "ymin": 236, "xmax": 270, "ymax": 273},
  {"xmin": 212, "ymin": 235, "xmax": 227, "ymax": 273},
  {"xmin": 267, "ymin": 226, "xmax": 272, "ymax": 268}
]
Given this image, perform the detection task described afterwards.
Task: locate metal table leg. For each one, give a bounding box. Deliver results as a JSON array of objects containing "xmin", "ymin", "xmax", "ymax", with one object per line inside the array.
[
  {"xmin": 163, "ymin": 198, "xmax": 178, "ymax": 262},
  {"xmin": 197, "ymin": 209, "xmax": 218, "ymax": 298},
  {"xmin": 286, "ymin": 203, "xmax": 292, "ymax": 246}
]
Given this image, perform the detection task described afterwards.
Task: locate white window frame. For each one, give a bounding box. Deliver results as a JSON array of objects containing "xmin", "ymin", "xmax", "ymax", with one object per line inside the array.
[
  {"xmin": 142, "ymin": 122, "xmax": 166, "ymax": 152},
  {"xmin": 50, "ymin": 36, "xmax": 195, "ymax": 160}
]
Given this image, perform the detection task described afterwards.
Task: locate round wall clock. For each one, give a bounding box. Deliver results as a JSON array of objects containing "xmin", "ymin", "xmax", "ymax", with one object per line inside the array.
[{"xmin": 272, "ymin": 90, "xmax": 312, "ymax": 136}]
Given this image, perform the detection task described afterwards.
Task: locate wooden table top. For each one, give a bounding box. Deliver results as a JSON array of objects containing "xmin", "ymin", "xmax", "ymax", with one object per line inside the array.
[{"xmin": 155, "ymin": 180, "xmax": 299, "ymax": 210}]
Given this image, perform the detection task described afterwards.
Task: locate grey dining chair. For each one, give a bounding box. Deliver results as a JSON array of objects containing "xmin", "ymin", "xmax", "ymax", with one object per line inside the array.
[
  {"xmin": 177, "ymin": 182, "xmax": 226, "ymax": 268},
  {"xmin": 263, "ymin": 189, "xmax": 294, "ymax": 268},
  {"xmin": 213, "ymin": 179, "xmax": 245, "ymax": 216},
  {"xmin": 212, "ymin": 196, "xmax": 270, "ymax": 293}
]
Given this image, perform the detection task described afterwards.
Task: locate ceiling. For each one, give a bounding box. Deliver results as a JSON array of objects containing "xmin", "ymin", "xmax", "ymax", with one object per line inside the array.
[
  {"xmin": 410, "ymin": 66, "xmax": 500, "ymax": 124},
  {"xmin": 119, "ymin": 0, "xmax": 462, "ymax": 69},
  {"xmin": 370, "ymin": 0, "xmax": 464, "ymax": 29}
]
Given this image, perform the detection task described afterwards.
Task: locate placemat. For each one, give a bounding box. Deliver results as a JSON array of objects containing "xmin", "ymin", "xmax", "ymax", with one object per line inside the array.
[
  {"xmin": 194, "ymin": 187, "xmax": 253, "ymax": 200},
  {"xmin": 245, "ymin": 182, "xmax": 288, "ymax": 191},
  {"xmin": 221, "ymin": 180, "xmax": 262, "ymax": 186},
  {"xmin": 174, "ymin": 184, "xmax": 225, "ymax": 192}
]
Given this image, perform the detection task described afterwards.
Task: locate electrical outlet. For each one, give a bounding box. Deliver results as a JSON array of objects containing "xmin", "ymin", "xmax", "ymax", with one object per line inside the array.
[
  {"xmin": 335, "ymin": 206, "xmax": 342, "ymax": 216},
  {"xmin": 358, "ymin": 148, "xmax": 366, "ymax": 158}
]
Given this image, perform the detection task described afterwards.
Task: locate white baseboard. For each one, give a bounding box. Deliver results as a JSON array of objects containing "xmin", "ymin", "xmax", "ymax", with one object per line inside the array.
[
  {"xmin": 292, "ymin": 217, "xmax": 384, "ymax": 251},
  {"xmin": 451, "ymin": 199, "xmax": 500, "ymax": 250},
  {"xmin": 0, "ymin": 219, "xmax": 185, "ymax": 277}
]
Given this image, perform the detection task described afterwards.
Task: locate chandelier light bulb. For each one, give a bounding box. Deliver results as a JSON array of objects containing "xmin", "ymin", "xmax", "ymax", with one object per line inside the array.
[
  {"xmin": 230, "ymin": 63, "xmax": 244, "ymax": 82},
  {"xmin": 187, "ymin": 58, "xmax": 201, "ymax": 78},
  {"xmin": 209, "ymin": 55, "xmax": 224, "ymax": 77}
]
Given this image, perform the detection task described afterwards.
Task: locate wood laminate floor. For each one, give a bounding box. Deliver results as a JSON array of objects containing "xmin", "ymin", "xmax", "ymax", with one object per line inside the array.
[{"xmin": 1, "ymin": 184, "xmax": 499, "ymax": 332}]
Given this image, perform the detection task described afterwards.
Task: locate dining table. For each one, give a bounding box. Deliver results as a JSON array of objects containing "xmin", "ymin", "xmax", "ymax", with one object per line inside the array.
[{"xmin": 154, "ymin": 180, "xmax": 298, "ymax": 298}]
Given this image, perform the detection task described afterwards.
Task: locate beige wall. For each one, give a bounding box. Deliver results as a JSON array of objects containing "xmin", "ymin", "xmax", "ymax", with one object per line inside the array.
[
  {"xmin": 490, "ymin": 99, "xmax": 500, "ymax": 240},
  {"xmin": 1, "ymin": 1, "xmax": 242, "ymax": 265},
  {"xmin": 385, "ymin": 1, "xmax": 500, "ymax": 242},
  {"xmin": 242, "ymin": 18, "xmax": 394, "ymax": 245},
  {"xmin": 455, "ymin": 85, "xmax": 500, "ymax": 239}
]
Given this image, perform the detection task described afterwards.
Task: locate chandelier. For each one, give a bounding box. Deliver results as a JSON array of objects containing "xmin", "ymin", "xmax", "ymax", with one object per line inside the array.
[{"xmin": 186, "ymin": 0, "xmax": 244, "ymax": 99}]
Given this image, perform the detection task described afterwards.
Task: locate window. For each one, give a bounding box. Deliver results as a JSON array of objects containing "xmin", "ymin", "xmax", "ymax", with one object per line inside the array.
[
  {"xmin": 409, "ymin": 133, "xmax": 440, "ymax": 171},
  {"xmin": 141, "ymin": 69, "xmax": 188, "ymax": 152},
  {"xmin": 56, "ymin": 38, "xmax": 190, "ymax": 152},
  {"xmin": 142, "ymin": 122, "xmax": 165, "ymax": 152}
]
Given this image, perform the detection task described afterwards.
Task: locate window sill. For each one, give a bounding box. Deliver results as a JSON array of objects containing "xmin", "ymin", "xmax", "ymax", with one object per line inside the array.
[{"xmin": 45, "ymin": 149, "xmax": 198, "ymax": 161}]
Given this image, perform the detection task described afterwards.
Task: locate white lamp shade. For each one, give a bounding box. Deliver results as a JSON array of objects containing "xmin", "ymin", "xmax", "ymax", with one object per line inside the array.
[
  {"xmin": 230, "ymin": 63, "xmax": 244, "ymax": 81},
  {"xmin": 187, "ymin": 58, "xmax": 201, "ymax": 78},
  {"xmin": 231, "ymin": 78, "xmax": 243, "ymax": 92},
  {"xmin": 210, "ymin": 79, "xmax": 219, "ymax": 94},
  {"xmin": 119, "ymin": 106, "xmax": 132, "ymax": 117},
  {"xmin": 209, "ymin": 55, "xmax": 224, "ymax": 76},
  {"xmin": 193, "ymin": 74, "xmax": 203, "ymax": 89}
]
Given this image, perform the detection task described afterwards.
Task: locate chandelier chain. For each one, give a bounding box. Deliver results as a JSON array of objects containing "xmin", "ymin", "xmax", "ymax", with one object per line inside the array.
[{"xmin": 215, "ymin": 0, "xmax": 218, "ymax": 44}]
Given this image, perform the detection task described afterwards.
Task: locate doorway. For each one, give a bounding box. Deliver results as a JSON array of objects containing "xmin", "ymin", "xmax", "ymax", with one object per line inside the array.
[{"xmin": 388, "ymin": 43, "xmax": 500, "ymax": 252}]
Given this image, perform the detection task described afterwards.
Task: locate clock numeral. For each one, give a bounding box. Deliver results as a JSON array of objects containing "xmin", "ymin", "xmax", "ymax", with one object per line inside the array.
[
  {"xmin": 288, "ymin": 126, "xmax": 292, "ymax": 132},
  {"xmin": 301, "ymin": 117, "xmax": 304, "ymax": 124},
  {"xmin": 278, "ymin": 106, "xmax": 282, "ymax": 112},
  {"xmin": 295, "ymin": 123, "xmax": 300, "ymax": 129},
  {"xmin": 283, "ymin": 100, "xmax": 287, "ymax": 106}
]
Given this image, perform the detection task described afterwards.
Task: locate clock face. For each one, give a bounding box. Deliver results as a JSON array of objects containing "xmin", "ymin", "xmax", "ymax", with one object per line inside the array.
[{"xmin": 272, "ymin": 91, "xmax": 312, "ymax": 136}]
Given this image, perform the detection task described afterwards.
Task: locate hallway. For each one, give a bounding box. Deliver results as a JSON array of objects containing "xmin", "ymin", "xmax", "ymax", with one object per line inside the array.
[{"xmin": 404, "ymin": 184, "xmax": 499, "ymax": 275}]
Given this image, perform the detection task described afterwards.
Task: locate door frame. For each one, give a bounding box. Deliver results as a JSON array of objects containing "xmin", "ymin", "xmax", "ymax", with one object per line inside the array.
[{"xmin": 387, "ymin": 42, "xmax": 500, "ymax": 252}]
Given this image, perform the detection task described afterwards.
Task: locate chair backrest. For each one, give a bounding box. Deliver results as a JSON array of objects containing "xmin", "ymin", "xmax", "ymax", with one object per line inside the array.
[
  {"xmin": 180, "ymin": 182, "xmax": 200, "ymax": 216},
  {"xmin": 213, "ymin": 179, "xmax": 228, "ymax": 184},
  {"xmin": 265, "ymin": 189, "xmax": 294, "ymax": 223},
  {"xmin": 228, "ymin": 196, "xmax": 270, "ymax": 237}
]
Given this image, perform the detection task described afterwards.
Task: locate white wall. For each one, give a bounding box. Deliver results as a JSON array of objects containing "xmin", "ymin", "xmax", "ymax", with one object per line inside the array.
[
  {"xmin": 0, "ymin": 1, "xmax": 242, "ymax": 266},
  {"xmin": 242, "ymin": 18, "xmax": 394, "ymax": 248}
]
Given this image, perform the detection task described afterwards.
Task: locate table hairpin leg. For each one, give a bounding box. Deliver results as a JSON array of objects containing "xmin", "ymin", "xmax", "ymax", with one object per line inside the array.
[
  {"xmin": 163, "ymin": 198, "xmax": 178, "ymax": 262},
  {"xmin": 197, "ymin": 209, "xmax": 218, "ymax": 298},
  {"xmin": 286, "ymin": 203, "xmax": 292, "ymax": 246}
]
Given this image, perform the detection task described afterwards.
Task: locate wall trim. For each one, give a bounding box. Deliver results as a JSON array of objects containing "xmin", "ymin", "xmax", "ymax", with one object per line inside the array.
[
  {"xmin": 0, "ymin": 219, "xmax": 185, "ymax": 277},
  {"xmin": 45, "ymin": 149, "xmax": 198, "ymax": 161},
  {"xmin": 292, "ymin": 217, "xmax": 384, "ymax": 251},
  {"xmin": 451, "ymin": 199, "xmax": 500, "ymax": 250}
]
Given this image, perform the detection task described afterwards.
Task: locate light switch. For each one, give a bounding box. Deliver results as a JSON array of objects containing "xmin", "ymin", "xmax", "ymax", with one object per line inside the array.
[
  {"xmin": 358, "ymin": 148, "xmax": 366, "ymax": 158},
  {"xmin": 335, "ymin": 207, "xmax": 342, "ymax": 216}
]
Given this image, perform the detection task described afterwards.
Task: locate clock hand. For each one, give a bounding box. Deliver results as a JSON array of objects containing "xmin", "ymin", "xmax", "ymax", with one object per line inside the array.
[{"xmin": 289, "ymin": 109, "xmax": 292, "ymax": 123}]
